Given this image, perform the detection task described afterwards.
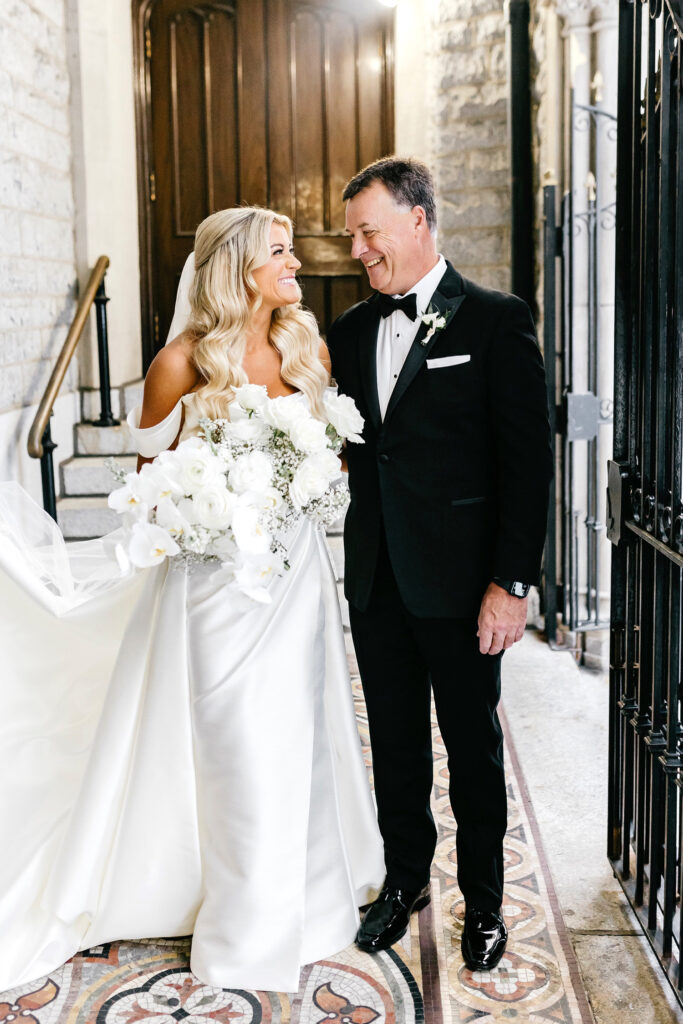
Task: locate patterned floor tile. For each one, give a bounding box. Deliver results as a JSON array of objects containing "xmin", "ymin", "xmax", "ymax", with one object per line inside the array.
[{"xmin": 0, "ymin": 674, "xmax": 593, "ymax": 1024}]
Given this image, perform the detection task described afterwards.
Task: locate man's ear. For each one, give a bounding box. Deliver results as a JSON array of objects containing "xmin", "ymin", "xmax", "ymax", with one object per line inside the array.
[{"xmin": 411, "ymin": 205, "xmax": 428, "ymax": 234}]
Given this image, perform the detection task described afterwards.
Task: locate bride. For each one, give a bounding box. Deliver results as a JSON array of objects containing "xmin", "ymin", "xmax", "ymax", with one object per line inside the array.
[{"xmin": 0, "ymin": 207, "xmax": 384, "ymax": 994}]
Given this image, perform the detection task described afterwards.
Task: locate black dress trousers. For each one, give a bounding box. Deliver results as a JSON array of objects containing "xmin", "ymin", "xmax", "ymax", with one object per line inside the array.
[{"xmin": 349, "ymin": 530, "xmax": 507, "ymax": 912}]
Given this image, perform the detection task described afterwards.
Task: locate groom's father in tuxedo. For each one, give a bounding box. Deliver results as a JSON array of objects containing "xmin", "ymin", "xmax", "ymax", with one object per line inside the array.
[{"xmin": 327, "ymin": 158, "xmax": 552, "ymax": 971}]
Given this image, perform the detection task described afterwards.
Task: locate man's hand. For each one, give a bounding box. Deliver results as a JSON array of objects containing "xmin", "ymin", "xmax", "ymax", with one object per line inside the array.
[{"xmin": 477, "ymin": 582, "xmax": 528, "ymax": 655}]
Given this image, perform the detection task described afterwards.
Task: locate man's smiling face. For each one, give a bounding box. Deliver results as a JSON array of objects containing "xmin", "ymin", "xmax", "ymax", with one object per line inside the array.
[{"xmin": 345, "ymin": 181, "xmax": 427, "ymax": 296}]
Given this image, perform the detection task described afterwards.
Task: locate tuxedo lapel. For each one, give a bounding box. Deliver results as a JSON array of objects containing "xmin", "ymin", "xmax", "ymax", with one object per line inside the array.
[
  {"xmin": 383, "ymin": 263, "xmax": 466, "ymax": 427},
  {"xmin": 357, "ymin": 294, "xmax": 382, "ymax": 430}
]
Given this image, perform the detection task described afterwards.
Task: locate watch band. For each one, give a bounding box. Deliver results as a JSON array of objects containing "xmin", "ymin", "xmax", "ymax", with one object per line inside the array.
[{"xmin": 493, "ymin": 577, "xmax": 530, "ymax": 599}]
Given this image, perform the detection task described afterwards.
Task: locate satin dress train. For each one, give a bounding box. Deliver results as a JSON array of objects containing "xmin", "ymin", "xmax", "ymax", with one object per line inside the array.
[{"xmin": 0, "ymin": 393, "xmax": 384, "ymax": 994}]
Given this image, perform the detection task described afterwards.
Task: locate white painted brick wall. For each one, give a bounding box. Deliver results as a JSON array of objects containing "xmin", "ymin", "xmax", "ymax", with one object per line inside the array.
[
  {"xmin": 0, "ymin": 0, "xmax": 78, "ymax": 418},
  {"xmin": 430, "ymin": 0, "xmax": 511, "ymax": 292}
]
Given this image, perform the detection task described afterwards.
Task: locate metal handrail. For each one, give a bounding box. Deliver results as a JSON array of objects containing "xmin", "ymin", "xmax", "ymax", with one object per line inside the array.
[{"xmin": 27, "ymin": 255, "xmax": 110, "ymax": 459}]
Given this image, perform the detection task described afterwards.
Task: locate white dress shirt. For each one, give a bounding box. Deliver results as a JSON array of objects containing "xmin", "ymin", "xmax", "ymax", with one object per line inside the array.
[{"xmin": 376, "ymin": 255, "xmax": 447, "ymax": 420}]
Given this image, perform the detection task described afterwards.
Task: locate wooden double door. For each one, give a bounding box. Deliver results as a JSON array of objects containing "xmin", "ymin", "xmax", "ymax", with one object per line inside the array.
[{"xmin": 134, "ymin": 0, "xmax": 394, "ymax": 366}]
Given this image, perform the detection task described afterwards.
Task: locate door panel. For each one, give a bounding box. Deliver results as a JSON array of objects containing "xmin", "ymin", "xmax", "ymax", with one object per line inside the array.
[{"xmin": 135, "ymin": 0, "xmax": 393, "ymax": 365}]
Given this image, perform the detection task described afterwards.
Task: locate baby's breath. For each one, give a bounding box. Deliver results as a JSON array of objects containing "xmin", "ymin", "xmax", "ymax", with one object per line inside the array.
[{"xmin": 105, "ymin": 457, "xmax": 127, "ymax": 483}]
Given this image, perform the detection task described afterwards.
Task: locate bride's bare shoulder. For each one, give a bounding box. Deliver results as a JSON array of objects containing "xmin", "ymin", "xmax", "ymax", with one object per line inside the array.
[{"xmin": 140, "ymin": 332, "xmax": 200, "ymax": 428}]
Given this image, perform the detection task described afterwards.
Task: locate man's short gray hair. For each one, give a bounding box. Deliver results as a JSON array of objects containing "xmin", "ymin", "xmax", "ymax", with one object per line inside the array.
[{"xmin": 342, "ymin": 157, "xmax": 437, "ymax": 232}]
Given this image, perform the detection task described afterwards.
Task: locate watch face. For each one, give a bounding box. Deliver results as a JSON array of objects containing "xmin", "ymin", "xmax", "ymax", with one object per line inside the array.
[{"xmin": 511, "ymin": 581, "xmax": 528, "ymax": 597}]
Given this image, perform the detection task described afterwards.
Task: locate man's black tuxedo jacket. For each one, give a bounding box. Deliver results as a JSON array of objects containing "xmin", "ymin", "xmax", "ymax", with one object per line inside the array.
[{"xmin": 327, "ymin": 261, "xmax": 553, "ymax": 619}]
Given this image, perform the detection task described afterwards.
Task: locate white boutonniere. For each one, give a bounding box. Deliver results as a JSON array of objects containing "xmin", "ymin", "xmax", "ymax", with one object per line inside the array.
[{"xmin": 420, "ymin": 304, "xmax": 456, "ymax": 346}]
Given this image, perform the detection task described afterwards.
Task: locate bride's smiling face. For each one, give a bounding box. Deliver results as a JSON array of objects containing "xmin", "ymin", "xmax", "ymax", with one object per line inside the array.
[{"xmin": 251, "ymin": 223, "xmax": 302, "ymax": 310}]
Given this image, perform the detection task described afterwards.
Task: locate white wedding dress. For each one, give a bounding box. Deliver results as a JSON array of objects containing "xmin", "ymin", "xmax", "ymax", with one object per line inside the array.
[{"xmin": 0, "ymin": 389, "xmax": 384, "ymax": 994}]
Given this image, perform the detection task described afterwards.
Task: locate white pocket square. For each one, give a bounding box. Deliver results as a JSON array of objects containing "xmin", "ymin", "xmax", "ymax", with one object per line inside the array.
[{"xmin": 426, "ymin": 354, "xmax": 471, "ymax": 369}]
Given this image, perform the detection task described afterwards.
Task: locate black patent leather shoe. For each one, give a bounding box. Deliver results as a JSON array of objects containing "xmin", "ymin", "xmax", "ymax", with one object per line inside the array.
[
  {"xmin": 356, "ymin": 883, "xmax": 431, "ymax": 952},
  {"xmin": 461, "ymin": 908, "xmax": 508, "ymax": 971}
]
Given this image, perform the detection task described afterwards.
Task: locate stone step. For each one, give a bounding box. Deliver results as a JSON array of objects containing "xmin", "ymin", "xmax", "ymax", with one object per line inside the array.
[
  {"xmin": 80, "ymin": 379, "xmax": 145, "ymax": 422},
  {"xmin": 58, "ymin": 495, "xmax": 119, "ymax": 539},
  {"xmin": 61, "ymin": 454, "xmax": 137, "ymax": 497},
  {"xmin": 75, "ymin": 421, "xmax": 135, "ymax": 456}
]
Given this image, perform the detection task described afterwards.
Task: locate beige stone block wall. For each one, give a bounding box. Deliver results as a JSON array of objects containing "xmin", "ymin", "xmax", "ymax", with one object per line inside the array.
[
  {"xmin": 0, "ymin": 0, "xmax": 78, "ymax": 417},
  {"xmin": 430, "ymin": 0, "xmax": 511, "ymax": 291}
]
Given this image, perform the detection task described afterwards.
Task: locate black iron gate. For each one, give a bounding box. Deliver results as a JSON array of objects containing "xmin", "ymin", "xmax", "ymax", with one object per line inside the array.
[
  {"xmin": 543, "ymin": 97, "xmax": 616, "ymax": 645},
  {"xmin": 607, "ymin": 0, "xmax": 683, "ymax": 999}
]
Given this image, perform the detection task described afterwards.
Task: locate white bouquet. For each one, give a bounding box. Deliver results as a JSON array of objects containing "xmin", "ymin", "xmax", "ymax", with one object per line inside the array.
[{"xmin": 107, "ymin": 386, "xmax": 364, "ymax": 602}]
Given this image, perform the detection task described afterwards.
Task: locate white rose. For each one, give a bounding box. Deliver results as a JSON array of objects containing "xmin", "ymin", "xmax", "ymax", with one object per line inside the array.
[
  {"xmin": 289, "ymin": 449, "xmax": 342, "ymax": 508},
  {"xmin": 128, "ymin": 522, "xmax": 180, "ymax": 568},
  {"xmin": 229, "ymin": 450, "xmax": 274, "ymax": 494},
  {"xmin": 324, "ymin": 393, "xmax": 365, "ymax": 444},
  {"xmin": 223, "ymin": 406, "xmax": 271, "ymax": 446},
  {"xmin": 231, "ymin": 505, "xmax": 271, "ymax": 554},
  {"xmin": 263, "ymin": 394, "xmax": 307, "ymax": 432},
  {"xmin": 192, "ymin": 483, "xmax": 235, "ymax": 530},
  {"xmin": 288, "ymin": 414, "xmax": 328, "ymax": 454},
  {"xmin": 173, "ymin": 438, "xmax": 226, "ymax": 495},
  {"xmin": 232, "ymin": 383, "xmax": 269, "ymax": 412}
]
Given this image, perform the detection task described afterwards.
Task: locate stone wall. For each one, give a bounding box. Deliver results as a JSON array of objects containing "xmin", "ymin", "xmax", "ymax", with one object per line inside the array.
[
  {"xmin": 0, "ymin": 0, "xmax": 79, "ymax": 498},
  {"xmin": 530, "ymin": 0, "xmax": 562, "ymax": 333},
  {"xmin": 429, "ymin": 0, "xmax": 511, "ymax": 292},
  {"xmin": 0, "ymin": 0, "xmax": 78, "ymax": 414}
]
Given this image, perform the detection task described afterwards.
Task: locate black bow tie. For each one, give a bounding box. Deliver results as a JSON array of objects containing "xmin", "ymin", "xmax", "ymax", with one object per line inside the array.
[{"xmin": 377, "ymin": 292, "xmax": 418, "ymax": 321}]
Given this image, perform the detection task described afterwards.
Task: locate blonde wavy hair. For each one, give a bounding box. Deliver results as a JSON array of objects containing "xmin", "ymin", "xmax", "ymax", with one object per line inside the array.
[{"xmin": 187, "ymin": 206, "xmax": 329, "ymax": 419}]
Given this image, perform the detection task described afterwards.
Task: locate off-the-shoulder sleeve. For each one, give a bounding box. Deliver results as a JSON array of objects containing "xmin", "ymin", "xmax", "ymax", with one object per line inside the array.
[{"xmin": 126, "ymin": 400, "xmax": 183, "ymax": 457}]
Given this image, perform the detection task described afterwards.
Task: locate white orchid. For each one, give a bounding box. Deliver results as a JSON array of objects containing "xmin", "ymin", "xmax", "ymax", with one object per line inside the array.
[
  {"xmin": 127, "ymin": 522, "xmax": 180, "ymax": 567},
  {"xmin": 238, "ymin": 487, "xmax": 284, "ymax": 513},
  {"xmin": 233, "ymin": 551, "xmax": 285, "ymax": 603},
  {"xmin": 231, "ymin": 505, "xmax": 271, "ymax": 555},
  {"xmin": 137, "ymin": 460, "xmax": 184, "ymax": 503},
  {"xmin": 154, "ymin": 495, "xmax": 192, "ymax": 538},
  {"xmin": 108, "ymin": 473, "xmax": 151, "ymax": 520}
]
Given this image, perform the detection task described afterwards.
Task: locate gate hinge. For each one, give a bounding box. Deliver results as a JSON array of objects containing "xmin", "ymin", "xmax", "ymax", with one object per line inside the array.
[
  {"xmin": 153, "ymin": 313, "xmax": 160, "ymax": 345},
  {"xmin": 606, "ymin": 460, "xmax": 630, "ymax": 546},
  {"xmin": 145, "ymin": 27, "xmax": 152, "ymax": 60},
  {"xmin": 149, "ymin": 172, "xmax": 156, "ymax": 202}
]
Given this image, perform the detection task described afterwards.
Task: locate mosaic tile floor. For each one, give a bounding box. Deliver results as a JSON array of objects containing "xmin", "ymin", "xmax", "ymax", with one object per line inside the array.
[{"xmin": 0, "ymin": 668, "xmax": 594, "ymax": 1024}]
